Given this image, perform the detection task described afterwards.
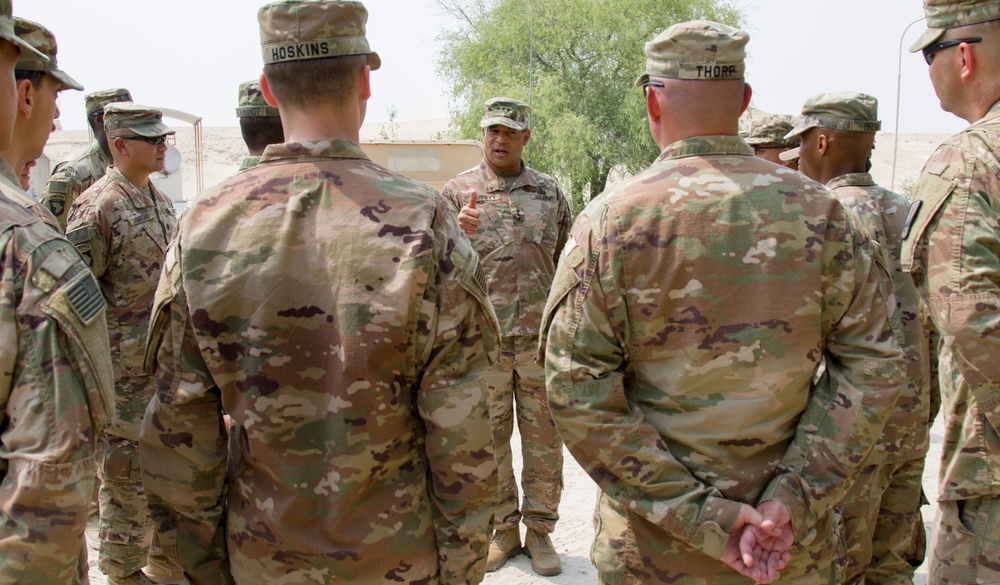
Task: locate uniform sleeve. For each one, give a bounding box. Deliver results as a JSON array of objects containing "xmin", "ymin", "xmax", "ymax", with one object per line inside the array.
[
  {"xmin": 0, "ymin": 235, "xmax": 114, "ymax": 583},
  {"xmin": 541, "ymin": 207, "xmax": 745, "ymax": 561},
  {"xmin": 415, "ymin": 200, "xmax": 500, "ymax": 584},
  {"xmin": 760, "ymin": 211, "xmax": 905, "ymax": 536},
  {"xmin": 440, "ymin": 180, "xmax": 466, "ymax": 215},
  {"xmin": 553, "ymin": 183, "xmax": 572, "ymax": 263},
  {"xmin": 139, "ymin": 239, "xmax": 231, "ymax": 585},
  {"xmin": 40, "ymin": 164, "xmax": 81, "ymax": 232},
  {"xmin": 65, "ymin": 203, "xmax": 110, "ymax": 278}
]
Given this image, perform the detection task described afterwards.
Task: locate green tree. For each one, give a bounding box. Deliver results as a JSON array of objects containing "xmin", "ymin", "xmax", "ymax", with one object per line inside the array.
[{"xmin": 436, "ymin": 0, "xmax": 743, "ymax": 214}]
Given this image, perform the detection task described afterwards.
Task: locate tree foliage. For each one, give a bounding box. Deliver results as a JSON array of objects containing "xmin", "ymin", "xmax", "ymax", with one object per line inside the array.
[{"xmin": 435, "ymin": 0, "xmax": 743, "ymax": 214}]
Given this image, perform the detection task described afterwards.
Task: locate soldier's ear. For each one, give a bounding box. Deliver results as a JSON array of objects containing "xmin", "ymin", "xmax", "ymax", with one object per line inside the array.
[
  {"xmin": 817, "ymin": 133, "xmax": 829, "ymax": 156},
  {"xmin": 16, "ymin": 78, "xmax": 32, "ymax": 117},
  {"xmin": 260, "ymin": 73, "xmax": 278, "ymax": 108}
]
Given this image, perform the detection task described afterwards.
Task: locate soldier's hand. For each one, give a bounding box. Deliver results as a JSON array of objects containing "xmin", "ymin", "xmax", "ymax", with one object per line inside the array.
[
  {"xmin": 740, "ymin": 501, "xmax": 793, "ymax": 583},
  {"xmin": 458, "ymin": 190, "xmax": 480, "ymax": 237}
]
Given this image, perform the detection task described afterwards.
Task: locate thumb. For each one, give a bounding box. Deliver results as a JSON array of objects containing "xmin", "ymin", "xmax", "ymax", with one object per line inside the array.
[{"xmin": 468, "ymin": 190, "xmax": 478, "ymax": 209}]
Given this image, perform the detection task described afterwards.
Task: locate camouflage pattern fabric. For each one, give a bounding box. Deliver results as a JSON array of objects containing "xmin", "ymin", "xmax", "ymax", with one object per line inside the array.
[
  {"xmin": 0, "ymin": 189, "xmax": 114, "ymax": 583},
  {"xmin": 485, "ymin": 335, "xmax": 562, "ymax": 534},
  {"xmin": 41, "ymin": 141, "xmax": 112, "ymax": 231},
  {"xmin": 929, "ymin": 495, "xmax": 1000, "ymax": 583},
  {"xmin": 0, "ymin": 156, "xmax": 61, "ymax": 233},
  {"xmin": 65, "ymin": 167, "xmax": 176, "ymax": 579},
  {"xmin": 442, "ymin": 160, "xmax": 570, "ymax": 534},
  {"xmin": 441, "ymin": 161, "xmax": 572, "ymax": 338},
  {"xmin": 237, "ymin": 155, "xmax": 260, "ymax": 171},
  {"xmin": 826, "ymin": 173, "xmax": 931, "ymax": 584},
  {"xmin": 139, "ymin": 138, "xmax": 500, "ymax": 585},
  {"xmin": 540, "ymin": 135, "xmax": 905, "ymax": 584},
  {"xmin": 902, "ymin": 99, "xmax": 1000, "ymax": 584}
]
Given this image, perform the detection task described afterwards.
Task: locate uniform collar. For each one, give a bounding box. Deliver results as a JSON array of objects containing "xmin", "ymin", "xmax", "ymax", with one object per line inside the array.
[
  {"xmin": 656, "ymin": 135, "xmax": 755, "ymax": 163},
  {"xmin": 259, "ymin": 139, "xmax": 371, "ymax": 164},
  {"xmin": 479, "ymin": 159, "xmax": 538, "ymax": 194},
  {"xmin": 0, "ymin": 156, "xmax": 19, "ymax": 189},
  {"xmin": 826, "ymin": 172, "xmax": 876, "ymax": 190}
]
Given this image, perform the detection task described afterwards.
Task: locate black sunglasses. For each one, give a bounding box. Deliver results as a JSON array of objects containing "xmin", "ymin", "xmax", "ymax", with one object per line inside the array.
[
  {"xmin": 641, "ymin": 79, "xmax": 664, "ymax": 96},
  {"xmin": 923, "ymin": 37, "xmax": 981, "ymax": 65},
  {"xmin": 117, "ymin": 135, "xmax": 168, "ymax": 146}
]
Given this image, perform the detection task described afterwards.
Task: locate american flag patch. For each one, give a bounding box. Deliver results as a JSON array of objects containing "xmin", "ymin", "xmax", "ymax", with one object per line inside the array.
[
  {"xmin": 66, "ymin": 273, "xmax": 105, "ymax": 325},
  {"xmin": 66, "ymin": 228, "xmax": 90, "ymax": 245}
]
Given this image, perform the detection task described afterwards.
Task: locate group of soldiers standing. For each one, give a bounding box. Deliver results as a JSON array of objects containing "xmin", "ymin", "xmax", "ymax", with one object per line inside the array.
[{"xmin": 0, "ymin": 0, "xmax": 999, "ymax": 584}]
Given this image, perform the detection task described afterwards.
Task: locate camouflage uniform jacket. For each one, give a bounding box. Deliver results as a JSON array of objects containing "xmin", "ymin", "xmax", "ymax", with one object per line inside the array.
[
  {"xmin": 902, "ymin": 99, "xmax": 1000, "ymax": 501},
  {"xmin": 41, "ymin": 141, "xmax": 111, "ymax": 231},
  {"xmin": 0, "ymin": 191, "xmax": 114, "ymax": 583},
  {"xmin": 829, "ymin": 173, "xmax": 931, "ymax": 463},
  {"xmin": 238, "ymin": 155, "xmax": 260, "ymax": 171},
  {"xmin": 139, "ymin": 139, "xmax": 501, "ymax": 585},
  {"xmin": 0, "ymin": 156, "xmax": 61, "ymax": 233},
  {"xmin": 442, "ymin": 160, "xmax": 571, "ymax": 338},
  {"xmin": 65, "ymin": 168, "xmax": 176, "ymax": 440},
  {"xmin": 541, "ymin": 135, "xmax": 905, "ymax": 560}
]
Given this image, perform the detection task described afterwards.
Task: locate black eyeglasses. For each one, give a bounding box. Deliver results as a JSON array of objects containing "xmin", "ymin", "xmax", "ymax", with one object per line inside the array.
[
  {"xmin": 117, "ymin": 135, "xmax": 168, "ymax": 146},
  {"xmin": 641, "ymin": 79, "xmax": 664, "ymax": 96},
  {"xmin": 923, "ymin": 37, "xmax": 981, "ymax": 65}
]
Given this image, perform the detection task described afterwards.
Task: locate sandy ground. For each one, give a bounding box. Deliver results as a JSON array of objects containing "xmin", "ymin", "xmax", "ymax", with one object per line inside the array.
[{"xmin": 56, "ymin": 120, "xmax": 948, "ymax": 584}]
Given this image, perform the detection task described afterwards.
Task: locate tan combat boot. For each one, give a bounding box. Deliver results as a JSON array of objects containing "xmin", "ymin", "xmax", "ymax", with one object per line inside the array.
[
  {"xmin": 105, "ymin": 572, "xmax": 154, "ymax": 585},
  {"xmin": 486, "ymin": 526, "xmax": 522, "ymax": 572},
  {"xmin": 524, "ymin": 529, "xmax": 561, "ymax": 576}
]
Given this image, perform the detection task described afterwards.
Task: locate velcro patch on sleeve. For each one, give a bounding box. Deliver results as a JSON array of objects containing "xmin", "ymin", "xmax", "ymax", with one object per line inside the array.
[
  {"xmin": 47, "ymin": 180, "xmax": 69, "ymax": 194},
  {"xmin": 66, "ymin": 227, "xmax": 92, "ymax": 245}
]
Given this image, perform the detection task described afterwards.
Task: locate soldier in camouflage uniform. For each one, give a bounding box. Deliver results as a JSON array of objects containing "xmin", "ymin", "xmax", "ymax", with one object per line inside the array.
[
  {"xmin": 0, "ymin": 1, "xmax": 115, "ymax": 582},
  {"xmin": 742, "ymin": 114, "xmax": 799, "ymax": 168},
  {"xmin": 41, "ymin": 87, "xmax": 132, "ymax": 231},
  {"xmin": 0, "ymin": 17, "xmax": 80, "ymax": 233},
  {"xmin": 66, "ymin": 103, "xmax": 180, "ymax": 585},
  {"xmin": 139, "ymin": 2, "xmax": 499, "ymax": 584},
  {"xmin": 540, "ymin": 20, "xmax": 906, "ymax": 585},
  {"xmin": 904, "ymin": 1, "xmax": 1000, "ymax": 582},
  {"xmin": 442, "ymin": 97, "xmax": 571, "ymax": 576},
  {"xmin": 236, "ymin": 79, "xmax": 283, "ymax": 171},
  {"xmin": 792, "ymin": 92, "xmax": 931, "ymax": 584}
]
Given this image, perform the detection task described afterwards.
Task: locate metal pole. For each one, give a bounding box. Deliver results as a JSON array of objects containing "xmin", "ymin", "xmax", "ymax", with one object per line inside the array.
[
  {"xmin": 893, "ymin": 16, "xmax": 926, "ymax": 191},
  {"xmin": 527, "ymin": 0, "xmax": 534, "ymax": 166}
]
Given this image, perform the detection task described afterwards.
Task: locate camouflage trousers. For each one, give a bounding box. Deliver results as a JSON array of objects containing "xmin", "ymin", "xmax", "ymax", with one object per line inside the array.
[
  {"xmin": 930, "ymin": 494, "xmax": 1000, "ymax": 584},
  {"xmin": 592, "ymin": 491, "xmax": 844, "ymax": 585},
  {"xmin": 486, "ymin": 335, "xmax": 563, "ymax": 534},
  {"xmin": 840, "ymin": 454, "xmax": 926, "ymax": 584}
]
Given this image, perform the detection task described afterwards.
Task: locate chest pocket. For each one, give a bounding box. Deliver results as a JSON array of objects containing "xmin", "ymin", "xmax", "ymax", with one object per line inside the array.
[
  {"xmin": 478, "ymin": 194, "xmax": 515, "ymax": 248},
  {"xmin": 123, "ymin": 205, "xmax": 174, "ymax": 290}
]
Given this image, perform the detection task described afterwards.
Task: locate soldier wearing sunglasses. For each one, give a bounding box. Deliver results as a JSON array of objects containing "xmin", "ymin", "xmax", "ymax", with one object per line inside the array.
[
  {"xmin": 65, "ymin": 103, "xmax": 181, "ymax": 585},
  {"xmin": 904, "ymin": 1, "xmax": 1000, "ymax": 583}
]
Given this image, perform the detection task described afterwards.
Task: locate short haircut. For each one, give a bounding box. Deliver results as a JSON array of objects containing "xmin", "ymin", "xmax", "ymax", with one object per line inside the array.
[
  {"xmin": 14, "ymin": 69, "xmax": 45, "ymax": 89},
  {"xmin": 240, "ymin": 116, "xmax": 285, "ymax": 153},
  {"xmin": 263, "ymin": 54, "xmax": 366, "ymax": 110}
]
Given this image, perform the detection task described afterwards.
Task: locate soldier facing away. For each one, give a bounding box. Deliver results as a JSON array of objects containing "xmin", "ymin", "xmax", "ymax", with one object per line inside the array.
[
  {"xmin": 792, "ymin": 91, "xmax": 932, "ymax": 584},
  {"xmin": 441, "ymin": 96, "xmax": 571, "ymax": 577},
  {"xmin": 41, "ymin": 87, "xmax": 132, "ymax": 231},
  {"xmin": 742, "ymin": 114, "xmax": 799, "ymax": 169},
  {"xmin": 235, "ymin": 79, "xmax": 283, "ymax": 171},
  {"xmin": 903, "ymin": 0, "xmax": 1000, "ymax": 582},
  {"xmin": 0, "ymin": 1, "xmax": 115, "ymax": 582},
  {"xmin": 540, "ymin": 20, "xmax": 906, "ymax": 584},
  {"xmin": 139, "ymin": 1, "xmax": 500, "ymax": 584},
  {"xmin": 66, "ymin": 103, "xmax": 181, "ymax": 585}
]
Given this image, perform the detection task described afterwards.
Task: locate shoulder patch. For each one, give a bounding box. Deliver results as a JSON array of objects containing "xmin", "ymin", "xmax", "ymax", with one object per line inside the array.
[
  {"xmin": 66, "ymin": 272, "xmax": 105, "ymax": 325},
  {"xmin": 66, "ymin": 227, "xmax": 91, "ymax": 245},
  {"xmin": 47, "ymin": 180, "xmax": 69, "ymax": 194}
]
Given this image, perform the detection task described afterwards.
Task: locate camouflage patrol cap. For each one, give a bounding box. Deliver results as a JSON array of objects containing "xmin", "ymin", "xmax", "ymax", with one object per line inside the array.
[
  {"xmin": 104, "ymin": 103, "xmax": 175, "ymax": 138},
  {"xmin": 910, "ymin": 0, "xmax": 1000, "ymax": 52},
  {"xmin": 14, "ymin": 18, "xmax": 83, "ymax": 91},
  {"xmin": 785, "ymin": 92, "xmax": 881, "ymax": 139},
  {"xmin": 744, "ymin": 114, "xmax": 797, "ymax": 146},
  {"xmin": 635, "ymin": 20, "xmax": 748, "ymax": 86},
  {"xmin": 236, "ymin": 80, "xmax": 279, "ymax": 118},
  {"xmin": 85, "ymin": 88, "xmax": 132, "ymax": 116},
  {"xmin": 480, "ymin": 97, "xmax": 531, "ymax": 131},
  {"xmin": 258, "ymin": 0, "xmax": 381, "ymax": 69},
  {"xmin": 0, "ymin": 0, "xmax": 47, "ymax": 61}
]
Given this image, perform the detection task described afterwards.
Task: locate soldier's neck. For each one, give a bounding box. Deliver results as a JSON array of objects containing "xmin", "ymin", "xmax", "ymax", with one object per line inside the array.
[{"xmin": 116, "ymin": 165, "xmax": 152, "ymax": 191}]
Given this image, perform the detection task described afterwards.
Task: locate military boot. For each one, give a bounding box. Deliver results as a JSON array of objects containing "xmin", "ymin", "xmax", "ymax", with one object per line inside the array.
[
  {"xmin": 105, "ymin": 571, "xmax": 154, "ymax": 585},
  {"xmin": 486, "ymin": 526, "xmax": 521, "ymax": 572},
  {"xmin": 524, "ymin": 529, "xmax": 561, "ymax": 576}
]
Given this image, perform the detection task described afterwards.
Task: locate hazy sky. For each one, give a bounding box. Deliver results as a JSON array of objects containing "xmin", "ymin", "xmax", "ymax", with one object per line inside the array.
[{"xmin": 19, "ymin": 0, "xmax": 966, "ymax": 136}]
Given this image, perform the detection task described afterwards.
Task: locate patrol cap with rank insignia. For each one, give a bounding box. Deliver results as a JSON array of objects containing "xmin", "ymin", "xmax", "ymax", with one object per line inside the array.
[
  {"xmin": 480, "ymin": 97, "xmax": 531, "ymax": 131},
  {"xmin": 635, "ymin": 20, "xmax": 748, "ymax": 86},
  {"xmin": 14, "ymin": 18, "xmax": 83, "ymax": 91},
  {"xmin": 785, "ymin": 92, "xmax": 881, "ymax": 139},
  {"xmin": 236, "ymin": 80, "xmax": 279, "ymax": 118},
  {"xmin": 104, "ymin": 103, "xmax": 175, "ymax": 138},
  {"xmin": 910, "ymin": 0, "xmax": 1000, "ymax": 52},
  {"xmin": 85, "ymin": 88, "xmax": 132, "ymax": 116},
  {"xmin": 0, "ymin": 0, "xmax": 47, "ymax": 62},
  {"xmin": 258, "ymin": 0, "xmax": 381, "ymax": 70}
]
